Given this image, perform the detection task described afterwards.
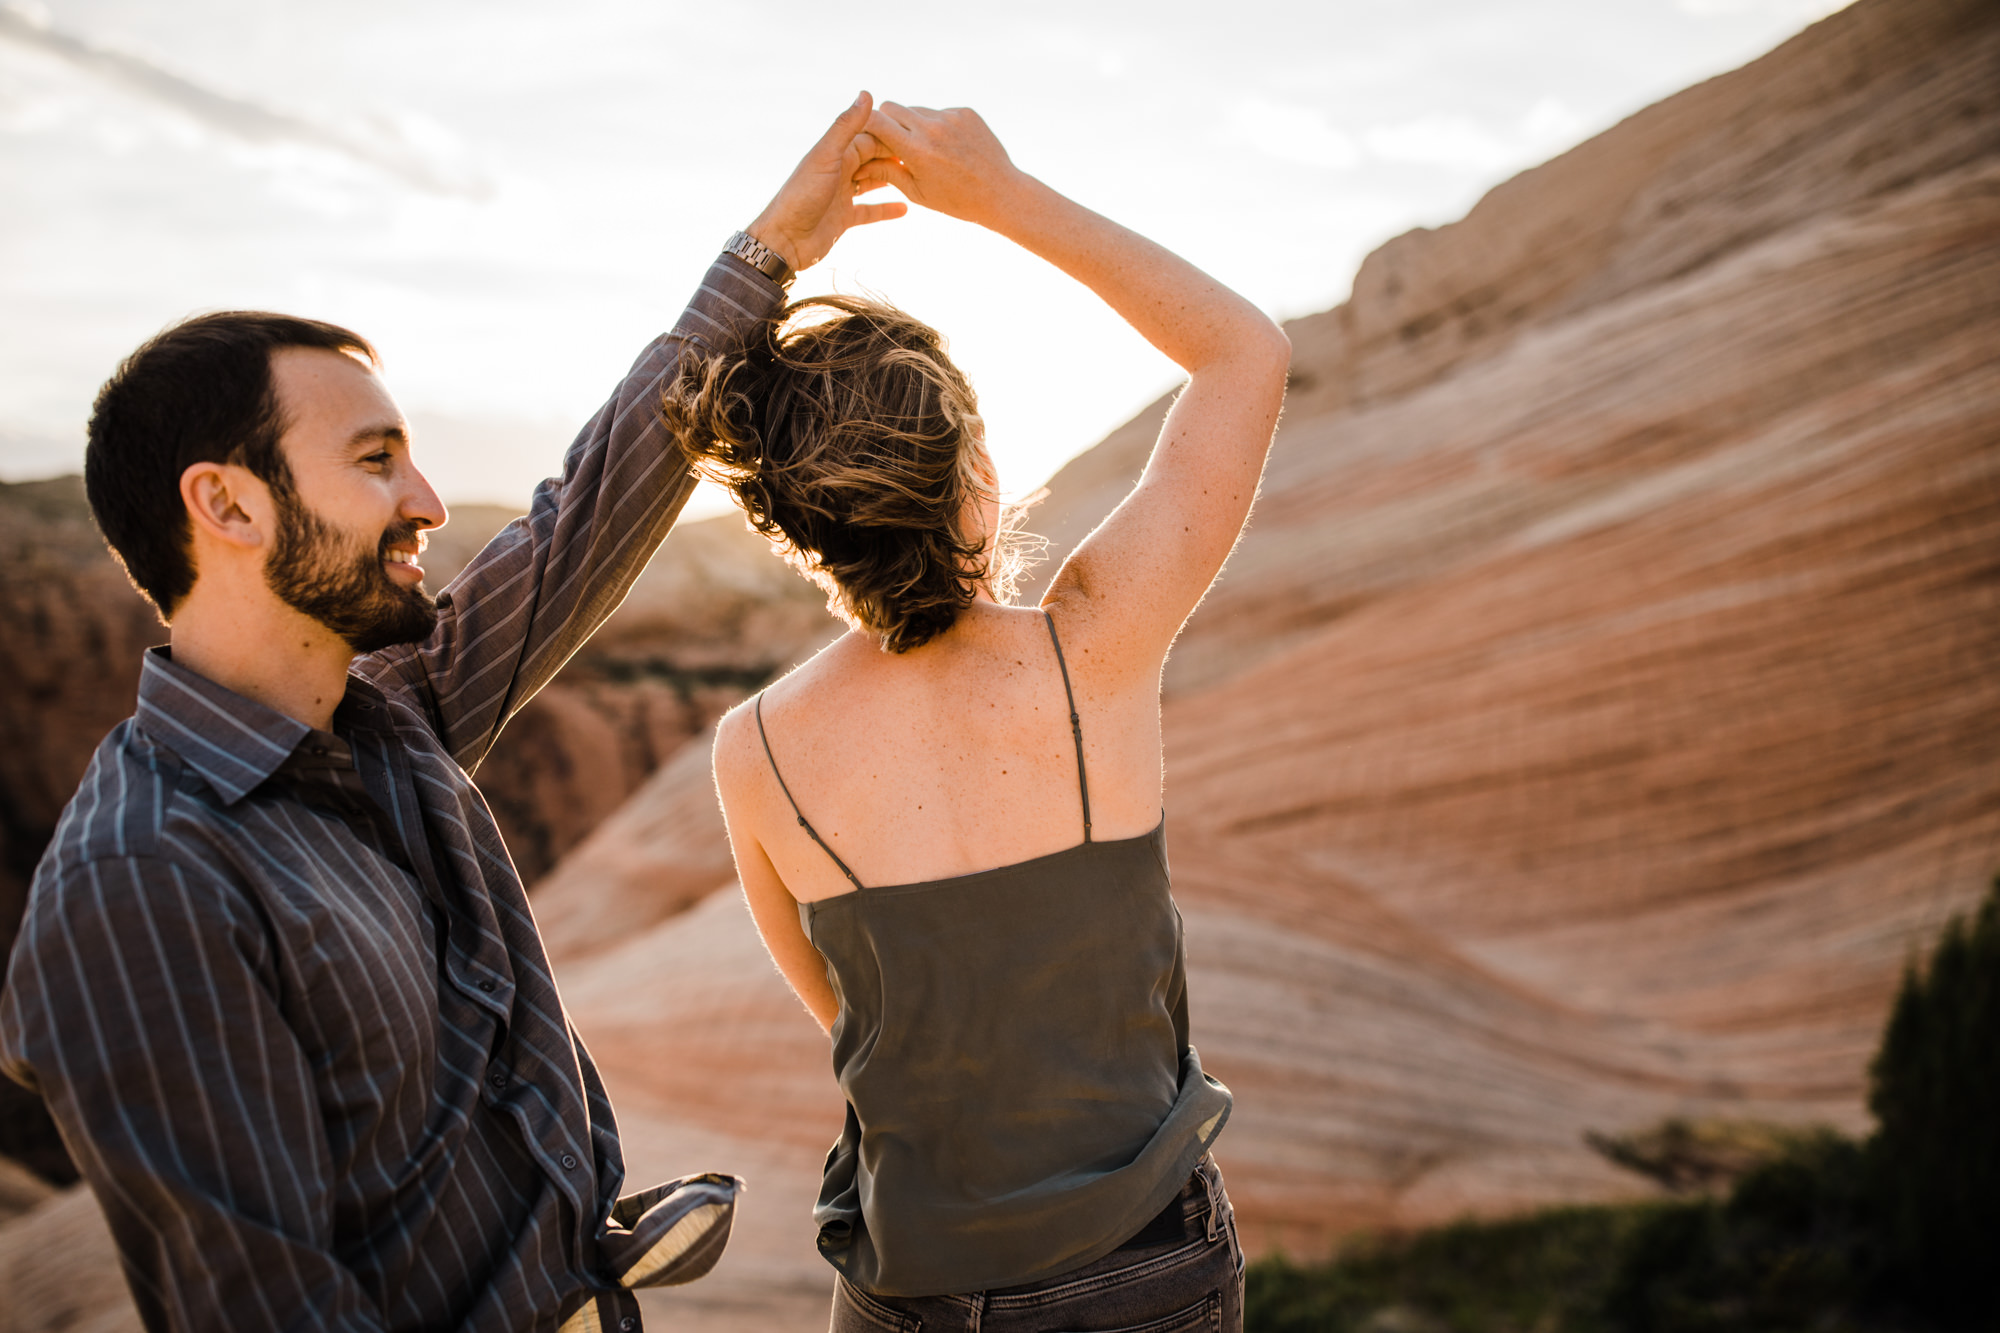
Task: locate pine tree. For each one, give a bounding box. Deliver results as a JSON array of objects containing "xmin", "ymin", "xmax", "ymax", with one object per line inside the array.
[{"xmin": 1867, "ymin": 875, "xmax": 2000, "ymax": 1322}]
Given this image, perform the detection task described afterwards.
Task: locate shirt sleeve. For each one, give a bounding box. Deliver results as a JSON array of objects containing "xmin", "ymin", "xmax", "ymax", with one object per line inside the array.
[
  {"xmin": 362, "ymin": 254, "xmax": 787, "ymax": 773},
  {"xmin": 0, "ymin": 854, "xmax": 384, "ymax": 1332}
]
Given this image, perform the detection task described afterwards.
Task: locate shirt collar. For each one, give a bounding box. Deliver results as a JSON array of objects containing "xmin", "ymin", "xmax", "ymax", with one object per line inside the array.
[{"xmin": 134, "ymin": 647, "xmax": 312, "ymax": 806}]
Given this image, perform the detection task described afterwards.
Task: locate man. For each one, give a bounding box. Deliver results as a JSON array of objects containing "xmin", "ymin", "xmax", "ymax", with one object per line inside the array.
[{"xmin": 0, "ymin": 94, "xmax": 904, "ymax": 1331}]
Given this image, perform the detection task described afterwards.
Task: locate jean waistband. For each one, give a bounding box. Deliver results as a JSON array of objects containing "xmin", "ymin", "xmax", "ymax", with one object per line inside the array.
[{"xmin": 1113, "ymin": 1156, "xmax": 1221, "ymax": 1251}]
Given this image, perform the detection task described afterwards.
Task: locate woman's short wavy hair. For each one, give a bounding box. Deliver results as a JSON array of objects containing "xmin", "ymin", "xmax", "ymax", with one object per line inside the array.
[{"xmin": 662, "ymin": 294, "xmax": 1035, "ymax": 653}]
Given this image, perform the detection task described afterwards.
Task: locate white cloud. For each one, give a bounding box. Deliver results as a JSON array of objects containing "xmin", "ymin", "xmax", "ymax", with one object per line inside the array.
[
  {"xmin": 0, "ymin": 425, "xmax": 77, "ymax": 483},
  {"xmin": 1676, "ymin": 0, "xmax": 1851, "ymax": 19},
  {"xmin": 1362, "ymin": 97, "xmax": 1587, "ymax": 174},
  {"xmin": 1520, "ymin": 95, "xmax": 1584, "ymax": 149},
  {"xmin": 0, "ymin": 5, "xmax": 490, "ymax": 197},
  {"xmin": 1228, "ymin": 97, "xmax": 1360, "ymax": 171},
  {"xmin": 1362, "ymin": 113, "xmax": 1515, "ymax": 172}
]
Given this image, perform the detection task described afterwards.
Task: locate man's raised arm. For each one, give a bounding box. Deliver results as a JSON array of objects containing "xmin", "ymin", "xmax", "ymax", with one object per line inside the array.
[{"xmin": 364, "ymin": 92, "xmax": 904, "ymax": 771}]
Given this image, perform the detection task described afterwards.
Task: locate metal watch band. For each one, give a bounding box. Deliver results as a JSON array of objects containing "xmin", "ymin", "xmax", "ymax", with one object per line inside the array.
[{"xmin": 724, "ymin": 230, "xmax": 794, "ymax": 287}]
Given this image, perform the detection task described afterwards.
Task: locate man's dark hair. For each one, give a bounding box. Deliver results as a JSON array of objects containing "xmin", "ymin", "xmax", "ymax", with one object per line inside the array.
[{"xmin": 85, "ymin": 311, "xmax": 377, "ymax": 620}]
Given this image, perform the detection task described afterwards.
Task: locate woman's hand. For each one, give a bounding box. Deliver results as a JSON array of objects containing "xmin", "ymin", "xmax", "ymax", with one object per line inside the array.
[
  {"xmin": 746, "ymin": 92, "xmax": 909, "ymax": 274},
  {"xmin": 855, "ymin": 104, "xmax": 1027, "ymax": 230}
]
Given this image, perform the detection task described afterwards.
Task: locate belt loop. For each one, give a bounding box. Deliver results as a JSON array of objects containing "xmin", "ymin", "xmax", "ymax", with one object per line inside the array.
[{"xmin": 1199, "ymin": 1157, "xmax": 1223, "ymax": 1243}]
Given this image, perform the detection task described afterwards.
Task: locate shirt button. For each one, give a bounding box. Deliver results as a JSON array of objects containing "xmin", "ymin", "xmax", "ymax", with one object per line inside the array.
[
  {"xmin": 488, "ymin": 1072, "xmax": 507, "ymax": 1090},
  {"xmin": 477, "ymin": 978, "xmax": 495, "ymax": 992},
  {"xmin": 561, "ymin": 1154, "xmax": 579, "ymax": 1170},
  {"xmin": 620, "ymin": 1319, "xmax": 636, "ymax": 1332}
]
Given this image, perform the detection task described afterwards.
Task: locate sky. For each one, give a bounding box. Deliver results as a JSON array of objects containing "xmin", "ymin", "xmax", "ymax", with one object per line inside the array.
[{"xmin": 1, "ymin": 0, "xmax": 1849, "ymax": 519}]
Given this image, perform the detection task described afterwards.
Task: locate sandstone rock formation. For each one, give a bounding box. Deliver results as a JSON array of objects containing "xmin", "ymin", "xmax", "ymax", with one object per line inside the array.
[
  {"xmin": 0, "ymin": 1155, "xmax": 54, "ymax": 1227},
  {"xmin": 545, "ymin": 0, "xmax": 2000, "ymax": 1321},
  {"xmin": 0, "ymin": 1184, "xmax": 133, "ymax": 1333},
  {"xmin": 0, "ymin": 478, "xmax": 163, "ymax": 962}
]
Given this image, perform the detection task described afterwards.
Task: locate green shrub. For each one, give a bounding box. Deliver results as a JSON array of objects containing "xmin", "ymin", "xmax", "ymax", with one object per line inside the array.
[
  {"xmin": 1603, "ymin": 1132, "xmax": 1882, "ymax": 1332},
  {"xmin": 1245, "ymin": 1139, "xmax": 1893, "ymax": 1333},
  {"xmin": 1246, "ymin": 1205, "xmax": 1648, "ymax": 1332},
  {"xmin": 1583, "ymin": 1118, "xmax": 1809, "ymax": 1194}
]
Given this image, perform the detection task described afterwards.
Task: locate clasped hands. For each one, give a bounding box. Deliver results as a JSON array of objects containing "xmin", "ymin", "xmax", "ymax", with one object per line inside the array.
[{"xmin": 747, "ymin": 91, "xmax": 1023, "ymax": 274}]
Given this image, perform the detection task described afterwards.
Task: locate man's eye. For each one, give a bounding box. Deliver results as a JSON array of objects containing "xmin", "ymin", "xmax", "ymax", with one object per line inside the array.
[{"xmin": 364, "ymin": 451, "xmax": 393, "ymax": 465}]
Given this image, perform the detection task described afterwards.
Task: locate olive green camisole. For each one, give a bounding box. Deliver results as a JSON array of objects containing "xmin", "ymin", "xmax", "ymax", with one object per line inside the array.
[{"xmin": 756, "ymin": 610, "xmax": 1232, "ymax": 1299}]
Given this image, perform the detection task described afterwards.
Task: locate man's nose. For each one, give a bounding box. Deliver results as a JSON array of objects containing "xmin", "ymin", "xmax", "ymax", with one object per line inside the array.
[{"xmin": 403, "ymin": 465, "xmax": 448, "ymax": 532}]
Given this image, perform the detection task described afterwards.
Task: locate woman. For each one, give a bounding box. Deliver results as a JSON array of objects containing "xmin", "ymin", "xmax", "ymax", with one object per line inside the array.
[{"xmin": 666, "ymin": 104, "xmax": 1290, "ymax": 1332}]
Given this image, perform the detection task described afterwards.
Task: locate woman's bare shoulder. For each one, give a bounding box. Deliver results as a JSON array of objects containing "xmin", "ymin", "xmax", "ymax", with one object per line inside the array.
[
  {"xmin": 715, "ymin": 641, "xmax": 834, "ymax": 781},
  {"xmin": 711, "ymin": 697, "xmax": 765, "ymax": 800},
  {"xmin": 1037, "ymin": 578, "xmax": 1163, "ymax": 698}
]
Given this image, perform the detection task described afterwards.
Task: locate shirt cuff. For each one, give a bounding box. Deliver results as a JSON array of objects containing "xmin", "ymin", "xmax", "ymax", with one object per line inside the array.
[{"xmin": 668, "ymin": 253, "xmax": 789, "ymax": 352}]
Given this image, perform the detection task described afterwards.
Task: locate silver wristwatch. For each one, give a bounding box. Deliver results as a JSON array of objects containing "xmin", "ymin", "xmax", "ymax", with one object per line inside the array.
[{"xmin": 724, "ymin": 230, "xmax": 794, "ymax": 287}]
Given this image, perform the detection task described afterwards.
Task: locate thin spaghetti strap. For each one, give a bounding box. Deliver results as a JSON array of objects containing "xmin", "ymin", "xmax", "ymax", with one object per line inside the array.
[
  {"xmin": 1041, "ymin": 609, "xmax": 1093, "ymax": 842},
  {"xmin": 754, "ymin": 693, "xmax": 865, "ymax": 891}
]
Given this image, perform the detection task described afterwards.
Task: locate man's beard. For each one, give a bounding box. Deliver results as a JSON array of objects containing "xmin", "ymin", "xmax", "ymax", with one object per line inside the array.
[{"xmin": 265, "ymin": 489, "xmax": 439, "ymax": 654}]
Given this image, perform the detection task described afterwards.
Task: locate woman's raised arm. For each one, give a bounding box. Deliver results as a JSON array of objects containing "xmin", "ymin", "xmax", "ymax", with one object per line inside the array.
[{"xmin": 860, "ymin": 105, "xmax": 1291, "ymax": 686}]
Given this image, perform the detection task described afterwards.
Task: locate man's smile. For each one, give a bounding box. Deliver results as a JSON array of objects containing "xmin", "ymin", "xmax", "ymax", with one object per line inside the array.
[{"xmin": 384, "ymin": 534, "xmax": 427, "ymax": 581}]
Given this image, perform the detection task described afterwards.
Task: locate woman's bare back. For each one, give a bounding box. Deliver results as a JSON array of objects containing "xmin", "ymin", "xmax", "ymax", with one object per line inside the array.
[{"xmin": 727, "ymin": 600, "xmax": 1165, "ymax": 905}]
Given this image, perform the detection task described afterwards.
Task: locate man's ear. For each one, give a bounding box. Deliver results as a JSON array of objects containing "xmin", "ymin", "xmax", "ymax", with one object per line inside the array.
[{"xmin": 180, "ymin": 461, "xmax": 273, "ymax": 553}]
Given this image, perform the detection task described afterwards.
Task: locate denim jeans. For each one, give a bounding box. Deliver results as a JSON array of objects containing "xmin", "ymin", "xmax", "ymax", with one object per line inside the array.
[{"xmin": 828, "ymin": 1157, "xmax": 1244, "ymax": 1333}]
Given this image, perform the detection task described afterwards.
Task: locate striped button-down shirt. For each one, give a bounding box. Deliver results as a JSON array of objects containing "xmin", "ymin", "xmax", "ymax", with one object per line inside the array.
[{"xmin": 0, "ymin": 254, "xmax": 783, "ymax": 1332}]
